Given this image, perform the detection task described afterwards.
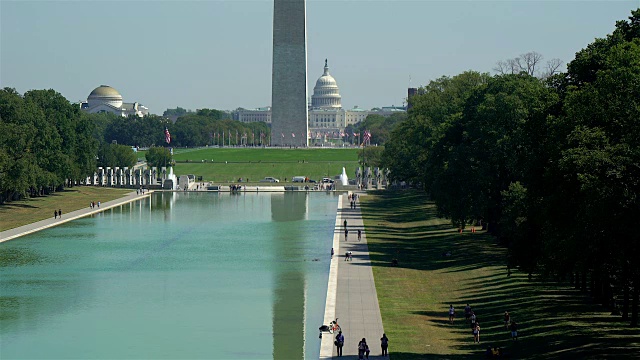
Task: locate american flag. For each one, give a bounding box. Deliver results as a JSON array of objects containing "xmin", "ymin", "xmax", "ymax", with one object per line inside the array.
[
  {"xmin": 164, "ymin": 127, "xmax": 171, "ymax": 144},
  {"xmin": 363, "ymin": 130, "xmax": 372, "ymax": 143}
]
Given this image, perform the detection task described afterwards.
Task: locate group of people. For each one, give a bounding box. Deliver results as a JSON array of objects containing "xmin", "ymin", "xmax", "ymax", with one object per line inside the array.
[
  {"xmin": 53, "ymin": 209, "xmax": 62, "ymax": 219},
  {"xmin": 89, "ymin": 201, "xmax": 100, "ymax": 209},
  {"xmin": 344, "ymin": 251, "xmax": 353, "ymax": 261},
  {"xmin": 348, "ymin": 193, "xmax": 359, "ymax": 209},
  {"xmin": 447, "ymin": 304, "xmax": 519, "ymax": 355},
  {"xmin": 334, "ymin": 332, "xmax": 389, "ymax": 358}
]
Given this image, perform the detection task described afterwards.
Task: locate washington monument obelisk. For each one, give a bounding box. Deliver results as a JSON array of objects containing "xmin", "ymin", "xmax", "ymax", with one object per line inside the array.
[{"xmin": 271, "ymin": 0, "xmax": 308, "ymax": 147}]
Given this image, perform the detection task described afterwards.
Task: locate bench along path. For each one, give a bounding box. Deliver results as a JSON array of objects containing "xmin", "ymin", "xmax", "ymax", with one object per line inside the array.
[{"xmin": 320, "ymin": 192, "xmax": 387, "ymax": 359}]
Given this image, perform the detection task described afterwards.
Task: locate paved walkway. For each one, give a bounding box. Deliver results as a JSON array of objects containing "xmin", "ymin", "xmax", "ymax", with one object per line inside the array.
[
  {"xmin": 320, "ymin": 192, "xmax": 387, "ymax": 359},
  {"xmin": 0, "ymin": 191, "xmax": 151, "ymax": 243}
]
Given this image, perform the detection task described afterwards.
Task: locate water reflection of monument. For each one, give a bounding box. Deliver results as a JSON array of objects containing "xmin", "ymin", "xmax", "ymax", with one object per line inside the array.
[{"xmin": 270, "ymin": 192, "xmax": 308, "ymax": 358}]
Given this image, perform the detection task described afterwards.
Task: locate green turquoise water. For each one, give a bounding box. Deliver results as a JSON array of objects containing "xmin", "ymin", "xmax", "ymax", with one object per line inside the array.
[{"xmin": 0, "ymin": 192, "xmax": 338, "ymax": 359}]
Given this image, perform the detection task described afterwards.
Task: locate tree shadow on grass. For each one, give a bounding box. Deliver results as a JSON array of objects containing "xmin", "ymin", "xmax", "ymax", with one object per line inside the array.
[{"xmin": 362, "ymin": 190, "xmax": 640, "ymax": 359}]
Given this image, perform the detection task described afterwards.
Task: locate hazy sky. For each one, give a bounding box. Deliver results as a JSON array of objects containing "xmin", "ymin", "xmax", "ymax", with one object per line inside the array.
[{"xmin": 1, "ymin": 0, "xmax": 638, "ymax": 114}]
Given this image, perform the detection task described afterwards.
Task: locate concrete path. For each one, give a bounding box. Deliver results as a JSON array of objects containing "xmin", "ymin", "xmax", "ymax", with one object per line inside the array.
[
  {"xmin": 0, "ymin": 190, "xmax": 150, "ymax": 243},
  {"xmin": 320, "ymin": 192, "xmax": 387, "ymax": 359}
]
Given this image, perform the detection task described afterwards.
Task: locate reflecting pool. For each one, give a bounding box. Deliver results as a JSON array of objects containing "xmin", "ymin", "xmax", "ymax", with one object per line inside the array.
[{"xmin": 0, "ymin": 192, "xmax": 338, "ymax": 359}]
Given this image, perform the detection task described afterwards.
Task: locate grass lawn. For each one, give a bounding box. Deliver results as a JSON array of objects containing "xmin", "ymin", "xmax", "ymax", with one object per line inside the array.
[
  {"xmin": 174, "ymin": 162, "xmax": 359, "ymax": 183},
  {"xmin": 172, "ymin": 147, "xmax": 359, "ymax": 162},
  {"xmin": 168, "ymin": 147, "xmax": 361, "ymax": 182},
  {"xmin": 360, "ymin": 191, "xmax": 640, "ymax": 359},
  {"xmin": 0, "ymin": 187, "xmax": 131, "ymax": 231}
]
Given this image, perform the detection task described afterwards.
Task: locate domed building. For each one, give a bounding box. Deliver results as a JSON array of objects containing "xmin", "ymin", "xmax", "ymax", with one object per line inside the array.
[
  {"xmin": 80, "ymin": 85, "xmax": 149, "ymax": 117},
  {"xmin": 311, "ymin": 59, "xmax": 342, "ymax": 109},
  {"xmin": 234, "ymin": 59, "xmax": 406, "ymax": 144}
]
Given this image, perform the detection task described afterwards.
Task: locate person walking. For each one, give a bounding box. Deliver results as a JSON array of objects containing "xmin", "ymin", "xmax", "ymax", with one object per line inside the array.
[
  {"xmin": 504, "ymin": 311, "xmax": 510, "ymax": 329},
  {"xmin": 510, "ymin": 321, "xmax": 518, "ymax": 340},
  {"xmin": 473, "ymin": 322, "xmax": 481, "ymax": 343},
  {"xmin": 331, "ymin": 248, "xmax": 334, "ymax": 258},
  {"xmin": 344, "ymin": 219, "xmax": 348, "ymax": 230},
  {"xmin": 358, "ymin": 229, "xmax": 362, "ymax": 241},
  {"xmin": 380, "ymin": 333, "xmax": 389, "ymax": 356},
  {"xmin": 54, "ymin": 210, "xmax": 58, "ymax": 219},
  {"xmin": 449, "ymin": 305, "xmax": 455, "ymax": 324},
  {"xmin": 58, "ymin": 209, "xmax": 62, "ymax": 218},
  {"xmin": 357, "ymin": 338, "xmax": 367, "ymax": 360},
  {"xmin": 345, "ymin": 228, "xmax": 348, "ymax": 240},
  {"xmin": 335, "ymin": 331, "xmax": 344, "ymax": 357}
]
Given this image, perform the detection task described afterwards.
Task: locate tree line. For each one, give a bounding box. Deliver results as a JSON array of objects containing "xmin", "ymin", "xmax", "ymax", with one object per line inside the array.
[
  {"xmin": 0, "ymin": 90, "xmax": 271, "ymax": 202},
  {"xmin": 0, "ymin": 89, "xmax": 97, "ymax": 203},
  {"xmin": 382, "ymin": 10, "xmax": 640, "ymax": 326}
]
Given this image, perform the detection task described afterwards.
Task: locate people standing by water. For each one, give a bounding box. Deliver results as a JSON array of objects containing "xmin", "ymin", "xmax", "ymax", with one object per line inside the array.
[
  {"xmin": 54, "ymin": 210, "xmax": 57, "ymax": 219},
  {"xmin": 380, "ymin": 333, "xmax": 389, "ymax": 356},
  {"xmin": 58, "ymin": 209, "xmax": 62, "ymax": 218}
]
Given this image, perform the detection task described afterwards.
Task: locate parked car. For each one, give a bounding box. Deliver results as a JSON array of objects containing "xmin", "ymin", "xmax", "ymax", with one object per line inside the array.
[
  {"xmin": 292, "ymin": 176, "xmax": 306, "ymax": 183},
  {"xmin": 259, "ymin": 177, "xmax": 280, "ymax": 183},
  {"xmin": 322, "ymin": 178, "xmax": 334, "ymax": 183},
  {"xmin": 307, "ymin": 179, "xmax": 317, "ymax": 183}
]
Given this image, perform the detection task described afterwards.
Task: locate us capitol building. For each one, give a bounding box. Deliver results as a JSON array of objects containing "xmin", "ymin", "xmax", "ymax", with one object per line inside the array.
[
  {"xmin": 80, "ymin": 85, "xmax": 149, "ymax": 117},
  {"xmin": 234, "ymin": 60, "xmax": 405, "ymax": 136}
]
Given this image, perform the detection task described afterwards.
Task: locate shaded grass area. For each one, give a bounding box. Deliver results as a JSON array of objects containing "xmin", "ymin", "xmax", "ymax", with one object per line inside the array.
[
  {"xmin": 175, "ymin": 162, "xmax": 359, "ymax": 183},
  {"xmin": 0, "ymin": 187, "xmax": 131, "ymax": 231},
  {"xmin": 172, "ymin": 147, "xmax": 359, "ymax": 162},
  {"xmin": 360, "ymin": 191, "xmax": 640, "ymax": 359}
]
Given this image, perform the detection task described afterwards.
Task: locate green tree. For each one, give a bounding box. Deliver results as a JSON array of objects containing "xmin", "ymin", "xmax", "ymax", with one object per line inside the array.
[
  {"xmin": 145, "ymin": 146, "xmax": 173, "ymax": 168},
  {"xmin": 97, "ymin": 143, "xmax": 137, "ymax": 168}
]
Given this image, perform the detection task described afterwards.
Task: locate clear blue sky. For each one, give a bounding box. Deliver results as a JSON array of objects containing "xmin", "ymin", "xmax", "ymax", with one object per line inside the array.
[{"xmin": 1, "ymin": 0, "xmax": 638, "ymax": 114}]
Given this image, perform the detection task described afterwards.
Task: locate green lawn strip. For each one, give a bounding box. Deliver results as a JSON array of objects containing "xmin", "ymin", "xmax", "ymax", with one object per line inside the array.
[
  {"xmin": 0, "ymin": 187, "xmax": 131, "ymax": 231},
  {"xmin": 175, "ymin": 162, "xmax": 359, "ymax": 183},
  {"xmin": 172, "ymin": 147, "xmax": 359, "ymax": 162},
  {"xmin": 361, "ymin": 191, "xmax": 640, "ymax": 359}
]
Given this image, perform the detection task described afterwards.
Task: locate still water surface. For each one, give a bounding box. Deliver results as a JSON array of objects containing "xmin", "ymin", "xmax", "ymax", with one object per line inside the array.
[{"xmin": 0, "ymin": 192, "xmax": 337, "ymax": 359}]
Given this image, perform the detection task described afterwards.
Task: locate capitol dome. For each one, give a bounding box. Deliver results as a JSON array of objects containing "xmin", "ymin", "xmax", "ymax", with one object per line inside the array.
[
  {"xmin": 87, "ymin": 85, "xmax": 123, "ymax": 108},
  {"xmin": 311, "ymin": 59, "xmax": 342, "ymax": 108}
]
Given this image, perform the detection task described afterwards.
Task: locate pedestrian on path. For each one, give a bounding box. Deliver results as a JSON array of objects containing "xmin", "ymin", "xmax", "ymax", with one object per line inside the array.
[
  {"xmin": 344, "ymin": 219, "xmax": 347, "ymax": 230},
  {"xmin": 380, "ymin": 333, "xmax": 389, "ymax": 356},
  {"xmin": 358, "ymin": 229, "xmax": 362, "ymax": 241},
  {"xmin": 97, "ymin": 201, "xmax": 100, "ymax": 208},
  {"xmin": 358, "ymin": 338, "xmax": 368, "ymax": 360},
  {"xmin": 344, "ymin": 228, "xmax": 348, "ymax": 240},
  {"xmin": 331, "ymin": 248, "xmax": 334, "ymax": 258},
  {"xmin": 335, "ymin": 331, "xmax": 344, "ymax": 357},
  {"xmin": 449, "ymin": 305, "xmax": 455, "ymax": 324},
  {"xmin": 58, "ymin": 209, "xmax": 62, "ymax": 218},
  {"xmin": 54, "ymin": 210, "xmax": 58, "ymax": 219}
]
